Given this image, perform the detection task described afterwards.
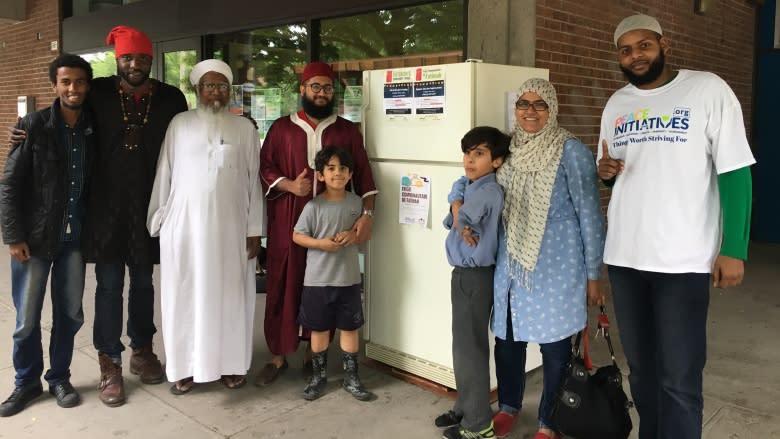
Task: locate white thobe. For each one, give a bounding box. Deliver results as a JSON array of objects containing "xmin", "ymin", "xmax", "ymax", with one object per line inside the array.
[{"xmin": 147, "ymin": 109, "xmax": 265, "ymax": 383}]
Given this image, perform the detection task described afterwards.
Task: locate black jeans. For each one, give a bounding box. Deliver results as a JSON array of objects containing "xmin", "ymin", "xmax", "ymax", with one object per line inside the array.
[
  {"xmin": 608, "ymin": 265, "xmax": 710, "ymax": 439},
  {"xmin": 92, "ymin": 263, "xmax": 156, "ymax": 360}
]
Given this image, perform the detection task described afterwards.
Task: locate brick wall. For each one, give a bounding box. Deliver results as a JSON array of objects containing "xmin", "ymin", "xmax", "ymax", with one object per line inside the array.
[
  {"xmin": 0, "ymin": 0, "xmax": 60, "ymax": 164},
  {"xmin": 534, "ymin": 0, "xmax": 757, "ymax": 206}
]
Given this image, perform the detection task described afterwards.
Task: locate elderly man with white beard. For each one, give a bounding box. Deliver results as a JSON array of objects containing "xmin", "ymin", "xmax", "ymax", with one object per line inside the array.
[{"xmin": 147, "ymin": 59, "xmax": 265, "ymax": 394}]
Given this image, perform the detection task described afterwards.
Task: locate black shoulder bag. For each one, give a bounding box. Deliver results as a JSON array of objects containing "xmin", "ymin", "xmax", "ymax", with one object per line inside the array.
[{"xmin": 551, "ymin": 306, "xmax": 633, "ymax": 439}]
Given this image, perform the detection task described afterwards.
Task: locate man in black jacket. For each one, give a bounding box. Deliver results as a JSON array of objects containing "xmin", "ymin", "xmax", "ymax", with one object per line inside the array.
[
  {"xmin": 0, "ymin": 54, "xmax": 95, "ymax": 417},
  {"xmin": 7, "ymin": 26, "xmax": 188, "ymax": 407}
]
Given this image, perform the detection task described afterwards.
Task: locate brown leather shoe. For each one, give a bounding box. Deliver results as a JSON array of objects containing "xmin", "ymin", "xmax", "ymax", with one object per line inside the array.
[
  {"xmin": 254, "ymin": 359, "xmax": 288, "ymax": 387},
  {"xmin": 130, "ymin": 345, "xmax": 164, "ymax": 384},
  {"xmin": 98, "ymin": 354, "xmax": 125, "ymax": 407}
]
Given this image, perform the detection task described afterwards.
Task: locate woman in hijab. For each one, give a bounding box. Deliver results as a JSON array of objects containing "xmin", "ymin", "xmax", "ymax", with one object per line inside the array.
[{"xmin": 450, "ymin": 78, "xmax": 605, "ymax": 439}]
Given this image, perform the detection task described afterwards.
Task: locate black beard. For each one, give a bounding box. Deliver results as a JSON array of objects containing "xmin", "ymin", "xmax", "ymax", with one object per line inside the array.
[
  {"xmin": 620, "ymin": 50, "xmax": 666, "ymax": 87},
  {"xmin": 118, "ymin": 69, "xmax": 150, "ymax": 87},
  {"xmin": 301, "ymin": 94, "xmax": 334, "ymax": 120}
]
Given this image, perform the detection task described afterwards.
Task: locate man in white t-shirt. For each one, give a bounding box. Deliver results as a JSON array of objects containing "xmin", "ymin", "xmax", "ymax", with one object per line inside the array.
[{"xmin": 597, "ymin": 14, "xmax": 755, "ymax": 439}]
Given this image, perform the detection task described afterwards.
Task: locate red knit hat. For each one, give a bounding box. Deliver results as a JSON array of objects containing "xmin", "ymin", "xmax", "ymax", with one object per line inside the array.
[
  {"xmin": 106, "ymin": 25, "xmax": 153, "ymax": 58},
  {"xmin": 301, "ymin": 61, "xmax": 335, "ymax": 83}
]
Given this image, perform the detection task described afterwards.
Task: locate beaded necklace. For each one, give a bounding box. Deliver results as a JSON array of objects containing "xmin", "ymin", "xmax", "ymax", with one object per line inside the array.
[
  {"xmin": 118, "ymin": 79, "xmax": 154, "ymax": 151},
  {"xmin": 118, "ymin": 84, "xmax": 153, "ymax": 124}
]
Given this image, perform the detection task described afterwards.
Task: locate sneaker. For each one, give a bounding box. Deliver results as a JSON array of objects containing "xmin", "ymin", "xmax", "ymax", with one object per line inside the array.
[
  {"xmin": 435, "ymin": 410, "xmax": 463, "ymax": 428},
  {"xmin": 0, "ymin": 383, "xmax": 43, "ymax": 417},
  {"xmin": 492, "ymin": 411, "xmax": 518, "ymax": 438},
  {"xmin": 442, "ymin": 422, "xmax": 495, "ymax": 439},
  {"xmin": 49, "ymin": 380, "xmax": 80, "ymax": 408}
]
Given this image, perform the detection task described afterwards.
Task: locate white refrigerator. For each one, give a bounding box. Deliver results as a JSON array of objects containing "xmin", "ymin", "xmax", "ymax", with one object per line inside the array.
[{"xmin": 362, "ymin": 62, "xmax": 548, "ymax": 389}]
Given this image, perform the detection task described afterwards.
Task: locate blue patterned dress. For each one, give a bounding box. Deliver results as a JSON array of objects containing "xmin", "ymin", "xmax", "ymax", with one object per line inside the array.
[{"xmin": 491, "ymin": 138, "xmax": 605, "ymax": 343}]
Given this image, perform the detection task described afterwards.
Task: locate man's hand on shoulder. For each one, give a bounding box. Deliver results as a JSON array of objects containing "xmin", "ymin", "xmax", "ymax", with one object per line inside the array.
[
  {"xmin": 8, "ymin": 242, "xmax": 30, "ymax": 262},
  {"xmin": 7, "ymin": 118, "xmax": 26, "ymax": 148},
  {"xmin": 711, "ymin": 255, "xmax": 744, "ymax": 288}
]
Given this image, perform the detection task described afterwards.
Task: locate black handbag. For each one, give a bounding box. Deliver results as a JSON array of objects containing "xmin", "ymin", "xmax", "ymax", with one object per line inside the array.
[{"xmin": 551, "ymin": 306, "xmax": 633, "ymax": 439}]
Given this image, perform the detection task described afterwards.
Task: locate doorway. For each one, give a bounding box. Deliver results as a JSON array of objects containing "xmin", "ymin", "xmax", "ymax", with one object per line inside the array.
[
  {"xmin": 156, "ymin": 37, "xmax": 201, "ymax": 110},
  {"xmin": 754, "ymin": 0, "xmax": 780, "ymax": 243}
]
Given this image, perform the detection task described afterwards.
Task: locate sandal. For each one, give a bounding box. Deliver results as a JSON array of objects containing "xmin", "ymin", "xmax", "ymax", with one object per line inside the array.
[
  {"xmin": 169, "ymin": 377, "xmax": 194, "ymax": 395},
  {"xmin": 221, "ymin": 375, "xmax": 247, "ymax": 389}
]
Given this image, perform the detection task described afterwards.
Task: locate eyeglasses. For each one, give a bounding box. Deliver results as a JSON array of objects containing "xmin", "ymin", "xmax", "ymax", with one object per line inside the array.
[
  {"xmin": 199, "ymin": 82, "xmax": 230, "ymax": 92},
  {"xmin": 306, "ymin": 83, "xmax": 335, "ymax": 94},
  {"xmin": 515, "ymin": 100, "xmax": 549, "ymax": 111}
]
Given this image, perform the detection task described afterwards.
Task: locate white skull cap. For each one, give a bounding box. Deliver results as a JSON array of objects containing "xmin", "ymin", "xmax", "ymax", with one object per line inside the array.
[{"xmin": 614, "ymin": 14, "xmax": 663, "ymax": 47}]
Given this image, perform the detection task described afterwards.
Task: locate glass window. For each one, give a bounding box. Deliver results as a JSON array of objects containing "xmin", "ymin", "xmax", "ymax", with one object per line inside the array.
[
  {"xmin": 320, "ymin": 0, "xmax": 464, "ymax": 122},
  {"xmin": 80, "ymin": 50, "xmax": 116, "ymax": 78},
  {"xmin": 212, "ymin": 24, "xmax": 308, "ymax": 139},
  {"xmin": 163, "ymin": 50, "xmax": 198, "ymax": 109},
  {"xmin": 320, "ymin": 0, "xmax": 463, "ymax": 62}
]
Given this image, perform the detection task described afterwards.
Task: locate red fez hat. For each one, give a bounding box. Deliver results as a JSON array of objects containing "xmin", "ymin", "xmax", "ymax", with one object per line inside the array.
[
  {"xmin": 301, "ymin": 62, "xmax": 335, "ymax": 83},
  {"xmin": 106, "ymin": 25, "xmax": 153, "ymax": 58}
]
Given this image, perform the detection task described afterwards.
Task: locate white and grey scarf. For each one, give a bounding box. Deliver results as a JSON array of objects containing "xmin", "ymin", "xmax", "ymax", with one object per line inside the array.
[{"xmin": 496, "ymin": 78, "xmax": 575, "ymax": 284}]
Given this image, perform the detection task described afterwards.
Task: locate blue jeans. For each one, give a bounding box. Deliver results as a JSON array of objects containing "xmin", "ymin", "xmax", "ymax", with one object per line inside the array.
[
  {"xmin": 494, "ymin": 310, "xmax": 572, "ymax": 430},
  {"xmin": 92, "ymin": 263, "xmax": 156, "ymax": 359},
  {"xmin": 608, "ymin": 265, "xmax": 709, "ymax": 439},
  {"xmin": 11, "ymin": 241, "xmax": 85, "ymax": 387}
]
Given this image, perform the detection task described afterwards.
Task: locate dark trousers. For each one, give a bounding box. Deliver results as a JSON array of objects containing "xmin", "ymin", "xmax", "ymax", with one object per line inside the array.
[
  {"xmin": 494, "ymin": 309, "xmax": 571, "ymax": 430},
  {"xmin": 92, "ymin": 263, "xmax": 156, "ymax": 359},
  {"xmin": 608, "ymin": 265, "xmax": 710, "ymax": 439},
  {"xmin": 450, "ymin": 266, "xmax": 494, "ymax": 432}
]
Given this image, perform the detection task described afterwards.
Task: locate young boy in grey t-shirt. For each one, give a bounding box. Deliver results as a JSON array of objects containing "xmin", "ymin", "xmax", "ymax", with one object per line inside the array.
[{"xmin": 292, "ymin": 147, "xmax": 374, "ymax": 402}]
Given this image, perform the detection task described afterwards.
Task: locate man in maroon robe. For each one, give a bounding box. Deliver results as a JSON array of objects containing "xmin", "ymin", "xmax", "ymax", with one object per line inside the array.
[{"xmin": 257, "ymin": 62, "xmax": 377, "ymax": 385}]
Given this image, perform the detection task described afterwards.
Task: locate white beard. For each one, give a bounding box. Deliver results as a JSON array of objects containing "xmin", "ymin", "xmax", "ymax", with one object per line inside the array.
[{"xmin": 196, "ymin": 101, "xmax": 229, "ymax": 144}]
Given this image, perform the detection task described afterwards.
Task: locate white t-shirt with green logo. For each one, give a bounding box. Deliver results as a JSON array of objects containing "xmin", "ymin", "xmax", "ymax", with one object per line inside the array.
[{"xmin": 598, "ymin": 69, "xmax": 755, "ymax": 273}]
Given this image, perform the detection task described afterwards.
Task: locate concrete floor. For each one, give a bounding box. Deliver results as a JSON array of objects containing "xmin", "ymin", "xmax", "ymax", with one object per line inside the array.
[{"xmin": 0, "ymin": 243, "xmax": 777, "ymax": 438}]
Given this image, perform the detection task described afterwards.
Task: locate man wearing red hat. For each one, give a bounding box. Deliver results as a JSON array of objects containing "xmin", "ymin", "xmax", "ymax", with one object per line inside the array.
[
  {"xmin": 258, "ymin": 61, "xmax": 377, "ymax": 386},
  {"xmin": 82, "ymin": 25, "xmax": 188, "ymax": 407}
]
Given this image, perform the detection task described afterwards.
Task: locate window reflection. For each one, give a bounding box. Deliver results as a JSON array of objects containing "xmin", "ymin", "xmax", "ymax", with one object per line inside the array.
[
  {"xmin": 320, "ymin": 0, "xmax": 464, "ymax": 123},
  {"xmin": 212, "ymin": 25, "xmax": 308, "ymax": 139}
]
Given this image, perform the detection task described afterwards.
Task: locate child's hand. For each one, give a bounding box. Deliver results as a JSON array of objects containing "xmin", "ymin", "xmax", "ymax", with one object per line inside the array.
[
  {"xmin": 319, "ymin": 237, "xmax": 341, "ymax": 252},
  {"xmin": 460, "ymin": 226, "xmax": 479, "ymax": 246},
  {"xmin": 451, "ymin": 200, "xmax": 463, "ymax": 229},
  {"xmin": 333, "ymin": 230, "xmax": 357, "ymax": 246}
]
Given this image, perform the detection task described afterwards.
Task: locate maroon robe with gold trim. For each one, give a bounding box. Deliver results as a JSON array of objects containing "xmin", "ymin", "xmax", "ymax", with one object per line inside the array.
[{"xmin": 259, "ymin": 111, "xmax": 377, "ymax": 356}]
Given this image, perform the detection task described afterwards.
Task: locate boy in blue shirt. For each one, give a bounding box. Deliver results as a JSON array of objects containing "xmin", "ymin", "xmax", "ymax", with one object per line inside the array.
[
  {"xmin": 435, "ymin": 126, "xmax": 510, "ymax": 439},
  {"xmin": 292, "ymin": 147, "xmax": 374, "ymax": 402}
]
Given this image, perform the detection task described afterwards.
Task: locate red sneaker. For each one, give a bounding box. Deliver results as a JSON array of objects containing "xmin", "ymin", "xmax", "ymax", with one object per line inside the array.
[{"xmin": 492, "ymin": 411, "xmax": 517, "ymax": 438}]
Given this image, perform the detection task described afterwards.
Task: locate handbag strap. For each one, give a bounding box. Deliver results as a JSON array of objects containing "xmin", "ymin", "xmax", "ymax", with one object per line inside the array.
[
  {"xmin": 573, "ymin": 306, "xmax": 619, "ymax": 369},
  {"xmin": 572, "ymin": 327, "xmax": 593, "ymax": 370},
  {"xmin": 582, "ymin": 325, "xmax": 593, "ymax": 370},
  {"xmin": 598, "ymin": 305, "xmax": 620, "ymax": 367}
]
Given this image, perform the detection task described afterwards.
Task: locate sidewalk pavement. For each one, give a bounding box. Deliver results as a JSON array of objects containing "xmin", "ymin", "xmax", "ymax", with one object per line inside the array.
[{"xmin": 0, "ymin": 243, "xmax": 777, "ymax": 438}]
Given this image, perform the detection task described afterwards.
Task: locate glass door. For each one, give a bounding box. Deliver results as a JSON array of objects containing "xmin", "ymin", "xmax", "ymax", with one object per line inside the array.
[{"xmin": 156, "ymin": 37, "xmax": 201, "ymax": 110}]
